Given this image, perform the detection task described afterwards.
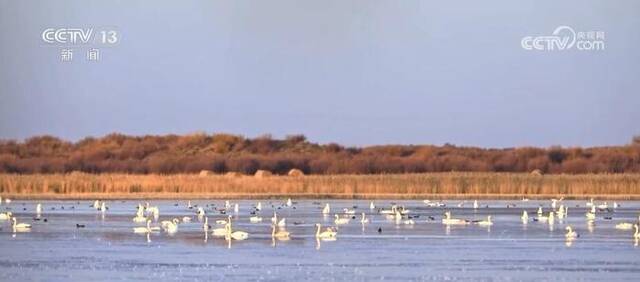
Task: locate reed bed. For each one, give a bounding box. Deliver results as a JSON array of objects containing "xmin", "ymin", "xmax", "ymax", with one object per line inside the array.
[{"xmin": 1, "ymin": 172, "xmax": 639, "ymax": 200}]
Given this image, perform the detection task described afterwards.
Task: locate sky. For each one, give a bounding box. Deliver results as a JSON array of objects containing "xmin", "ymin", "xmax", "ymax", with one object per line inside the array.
[{"xmin": 0, "ymin": 0, "xmax": 639, "ymax": 148}]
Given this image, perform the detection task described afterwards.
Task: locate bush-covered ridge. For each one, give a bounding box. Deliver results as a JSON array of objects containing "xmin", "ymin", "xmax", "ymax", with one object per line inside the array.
[{"xmin": 0, "ymin": 133, "xmax": 639, "ymax": 174}]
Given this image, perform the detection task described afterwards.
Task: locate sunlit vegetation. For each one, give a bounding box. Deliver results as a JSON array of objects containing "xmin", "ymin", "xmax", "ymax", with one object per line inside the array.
[
  {"xmin": 1, "ymin": 172, "xmax": 639, "ymax": 199},
  {"xmin": 0, "ymin": 133, "xmax": 639, "ymax": 175}
]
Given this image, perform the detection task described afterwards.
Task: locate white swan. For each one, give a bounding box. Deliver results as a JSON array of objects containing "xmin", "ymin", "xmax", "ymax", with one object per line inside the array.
[
  {"xmin": 286, "ymin": 198, "xmax": 292, "ymax": 207},
  {"xmin": 234, "ymin": 203, "xmax": 239, "ymax": 213},
  {"xmin": 565, "ymin": 226, "xmax": 578, "ymax": 239},
  {"xmin": 277, "ymin": 218, "xmax": 286, "ymax": 227},
  {"xmin": 477, "ymin": 216, "xmax": 493, "ymax": 226},
  {"xmin": 360, "ymin": 213, "xmax": 369, "ymax": 224},
  {"xmin": 403, "ymin": 219, "xmax": 415, "ymax": 225},
  {"xmin": 99, "ymin": 202, "xmax": 107, "ymax": 213},
  {"xmin": 556, "ymin": 205, "xmax": 565, "ymax": 218},
  {"xmin": 547, "ymin": 212, "xmax": 555, "ymax": 225},
  {"xmin": 215, "ymin": 219, "xmax": 227, "ymax": 225},
  {"xmin": 133, "ymin": 220, "xmax": 156, "ymax": 234},
  {"xmin": 369, "ymin": 201, "xmax": 375, "ymax": 210},
  {"xmin": 442, "ymin": 211, "xmax": 468, "ymax": 225},
  {"xmin": 343, "ymin": 208, "xmax": 355, "ymax": 215},
  {"xmin": 380, "ymin": 205, "xmax": 397, "ymax": 215},
  {"xmin": 133, "ymin": 213, "xmax": 147, "ymax": 223},
  {"xmin": 473, "ymin": 200, "xmax": 479, "ymax": 209},
  {"xmin": 36, "ymin": 203, "xmax": 42, "ymax": 215},
  {"xmin": 4, "ymin": 198, "xmax": 10, "ymax": 204},
  {"xmin": 256, "ymin": 202, "xmax": 262, "ymax": 211},
  {"xmin": 211, "ymin": 217, "xmax": 227, "ymax": 237},
  {"xmin": 249, "ymin": 216, "xmax": 263, "ymax": 223},
  {"xmin": 616, "ymin": 222, "xmax": 634, "ymax": 230},
  {"xmin": 203, "ymin": 217, "xmax": 210, "ymax": 232},
  {"xmin": 334, "ymin": 214, "xmax": 350, "ymax": 225},
  {"xmin": 315, "ymin": 223, "xmax": 337, "ymax": 239},
  {"xmin": 585, "ymin": 206, "xmax": 596, "ymax": 220},
  {"xmin": 634, "ymin": 224, "xmax": 640, "ymax": 239},
  {"xmin": 182, "ymin": 216, "xmax": 192, "ymax": 223},
  {"xmin": 93, "ymin": 200, "xmax": 100, "ymax": 209},
  {"xmin": 272, "ymin": 225, "xmax": 290, "ymax": 239},
  {"xmin": 586, "ymin": 198, "xmax": 594, "ymax": 207},
  {"xmin": 537, "ymin": 207, "xmax": 543, "ymax": 216},
  {"xmin": 322, "ymin": 203, "xmax": 330, "ymax": 215},
  {"xmin": 0, "ymin": 212, "xmax": 12, "ymax": 220},
  {"xmin": 226, "ymin": 217, "xmax": 248, "ymax": 240},
  {"xmin": 521, "ymin": 211, "xmax": 529, "ymax": 223},
  {"xmin": 597, "ymin": 202, "xmax": 608, "ymax": 210},
  {"xmin": 196, "ymin": 207, "xmax": 205, "ymax": 216},
  {"xmin": 162, "ymin": 218, "xmax": 179, "ymax": 233},
  {"xmin": 11, "ymin": 217, "xmax": 31, "ymax": 232}
]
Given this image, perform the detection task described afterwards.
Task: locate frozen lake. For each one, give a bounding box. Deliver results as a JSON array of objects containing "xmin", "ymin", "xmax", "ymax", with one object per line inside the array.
[{"xmin": 1, "ymin": 199, "xmax": 639, "ymax": 281}]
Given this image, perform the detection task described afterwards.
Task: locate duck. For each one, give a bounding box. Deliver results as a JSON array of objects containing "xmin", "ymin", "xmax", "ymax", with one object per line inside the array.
[
  {"xmin": 322, "ymin": 203, "xmax": 330, "ymax": 215},
  {"xmin": 0, "ymin": 212, "xmax": 12, "ymax": 221},
  {"xmin": 271, "ymin": 225, "xmax": 290, "ymax": 239},
  {"xmin": 565, "ymin": 226, "xmax": 579, "ymax": 239},
  {"xmin": 442, "ymin": 211, "xmax": 468, "ymax": 225},
  {"xmin": 521, "ymin": 211, "xmax": 529, "ymax": 223},
  {"xmin": 360, "ymin": 213, "xmax": 369, "ymax": 224},
  {"xmin": 315, "ymin": 224, "xmax": 337, "ymax": 239},
  {"xmin": 249, "ymin": 216, "xmax": 263, "ymax": 223},
  {"xmin": 11, "ymin": 217, "xmax": 31, "ymax": 232},
  {"xmin": 477, "ymin": 216, "xmax": 493, "ymax": 226},
  {"xmin": 334, "ymin": 214, "xmax": 350, "ymax": 225}
]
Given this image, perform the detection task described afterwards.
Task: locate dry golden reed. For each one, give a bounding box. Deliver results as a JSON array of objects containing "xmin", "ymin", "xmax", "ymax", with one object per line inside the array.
[{"xmin": 1, "ymin": 172, "xmax": 639, "ymax": 200}]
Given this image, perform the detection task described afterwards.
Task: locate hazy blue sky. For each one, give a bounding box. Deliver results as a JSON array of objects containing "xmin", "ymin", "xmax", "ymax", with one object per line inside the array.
[{"xmin": 1, "ymin": 1, "xmax": 639, "ymax": 147}]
